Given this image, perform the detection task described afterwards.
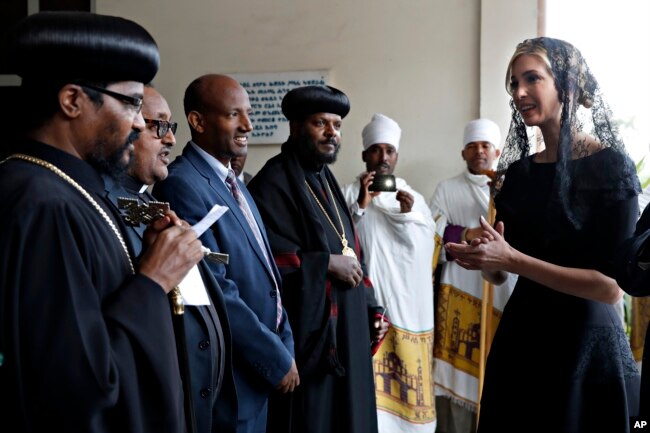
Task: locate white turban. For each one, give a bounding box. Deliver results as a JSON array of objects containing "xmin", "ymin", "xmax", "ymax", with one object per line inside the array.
[
  {"xmin": 361, "ymin": 113, "xmax": 401, "ymax": 151},
  {"xmin": 462, "ymin": 118, "xmax": 501, "ymax": 148}
]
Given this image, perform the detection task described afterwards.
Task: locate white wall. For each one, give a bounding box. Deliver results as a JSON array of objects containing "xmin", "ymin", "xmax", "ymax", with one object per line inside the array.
[
  {"xmin": 98, "ymin": 0, "xmax": 537, "ymax": 200},
  {"xmin": 481, "ymin": 0, "xmax": 540, "ymax": 137}
]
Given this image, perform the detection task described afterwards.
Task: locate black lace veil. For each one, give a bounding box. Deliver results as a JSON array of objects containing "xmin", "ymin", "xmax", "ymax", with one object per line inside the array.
[{"xmin": 494, "ymin": 37, "xmax": 640, "ymax": 232}]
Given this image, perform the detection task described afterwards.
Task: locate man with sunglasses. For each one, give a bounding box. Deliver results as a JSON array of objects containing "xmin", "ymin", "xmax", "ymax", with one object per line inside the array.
[
  {"xmin": 125, "ymin": 85, "xmax": 178, "ymax": 188},
  {"xmin": 103, "ymin": 84, "xmax": 238, "ymax": 433},
  {"xmin": 0, "ymin": 12, "xmax": 205, "ymax": 433}
]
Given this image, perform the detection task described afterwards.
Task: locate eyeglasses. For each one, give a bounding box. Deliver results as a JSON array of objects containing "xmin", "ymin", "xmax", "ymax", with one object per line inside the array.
[
  {"xmin": 144, "ymin": 119, "xmax": 178, "ymax": 138},
  {"xmin": 79, "ymin": 83, "xmax": 144, "ymax": 113}
]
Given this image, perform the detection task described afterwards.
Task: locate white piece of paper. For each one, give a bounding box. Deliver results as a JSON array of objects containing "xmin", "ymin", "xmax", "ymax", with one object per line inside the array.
[
  {"xmin": 191, "ymin": 204, "xmax": 229, "ymax": 237},
  {"xmin": 178, "ymin": 264, "xmax": 211, "ymax": 306}
]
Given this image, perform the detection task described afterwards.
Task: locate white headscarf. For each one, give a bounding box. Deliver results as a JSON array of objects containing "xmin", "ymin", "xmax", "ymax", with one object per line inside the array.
[
  {"xmin": 462, "ymin": 118, "xmax": 501, "ymax": 148},
  {"xmin": 362, "ymin": 113, "xmax": 401, "ymax": 151}
]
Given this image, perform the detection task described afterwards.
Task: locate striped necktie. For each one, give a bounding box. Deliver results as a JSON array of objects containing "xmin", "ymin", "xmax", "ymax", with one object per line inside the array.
[{"xmin": 225, "ymin": 169, "xmax": 282, "ymax": 328}]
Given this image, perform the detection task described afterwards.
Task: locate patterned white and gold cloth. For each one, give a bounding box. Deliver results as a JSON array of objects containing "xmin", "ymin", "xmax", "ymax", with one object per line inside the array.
[
  {"xmin": 343, "ymin": 177, "xmax": 437, "ymax": 433},
  {"xmin": 429, "ymin": 170, "xmax": 517, "ymax": 428}
]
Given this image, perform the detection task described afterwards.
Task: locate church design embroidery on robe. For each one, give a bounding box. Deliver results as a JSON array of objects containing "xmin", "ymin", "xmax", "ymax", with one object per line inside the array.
[
  {"xmin": 373, "ymin": 324, "xmax": 435, "ymax": 424},
  {"xmin": 434, "ymin": 284, "xmax": 503, "ymax": 380}
]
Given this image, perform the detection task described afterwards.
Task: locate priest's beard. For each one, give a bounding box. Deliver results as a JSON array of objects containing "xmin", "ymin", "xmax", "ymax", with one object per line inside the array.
[
  {"xmin": 88, "ymin": 130, "xmax": 139, "ymax": 180},
  {"xmin": 298, "ymin": 128, "xmax": 340, "ymax": 166}
]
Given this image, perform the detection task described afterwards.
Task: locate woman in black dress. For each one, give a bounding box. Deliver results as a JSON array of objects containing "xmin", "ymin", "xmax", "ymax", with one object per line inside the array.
[{"xmin": 446, "ymin": 37, "xmax": 641, "ymax": 432}]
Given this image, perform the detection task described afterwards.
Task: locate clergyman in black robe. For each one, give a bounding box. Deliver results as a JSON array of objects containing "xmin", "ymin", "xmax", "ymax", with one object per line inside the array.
[
  {"xmin": 0, "ymin": 12, "xmax": 204, "ymax": 433},
  {"xmin": 248, "ymin": 85, "xmax": 388, "ymax": 433}
]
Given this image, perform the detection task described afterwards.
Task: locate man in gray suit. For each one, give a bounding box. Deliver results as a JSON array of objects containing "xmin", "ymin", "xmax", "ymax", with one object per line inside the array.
[{"xmin": 103, "ymin": 85, "xmax": 237, "ymax": 433}]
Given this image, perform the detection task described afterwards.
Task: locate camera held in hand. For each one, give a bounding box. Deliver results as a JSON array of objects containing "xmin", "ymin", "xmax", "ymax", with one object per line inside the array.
[{"xmin": 369, "ymin": 174, "xmax": 397, "ymax": 192}]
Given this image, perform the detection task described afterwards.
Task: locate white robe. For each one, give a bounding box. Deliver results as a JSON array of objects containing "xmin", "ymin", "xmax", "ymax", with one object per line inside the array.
[
  {"xmin": 343, "ymin": 176, "xmax": 437, "ymax": 433},
  {"xmin": 429, "ymin": 170, "xmax": 517, "ymax": 413}
]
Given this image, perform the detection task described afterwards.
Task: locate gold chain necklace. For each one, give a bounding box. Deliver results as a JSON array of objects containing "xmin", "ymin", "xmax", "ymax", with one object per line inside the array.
[
  {"xmin": 4, "ymin": 154, "xmax": 135, "ymax": 274},
  {"xmin": 304, "ymin": 178, "xmax": 357, "ymax": 259}
]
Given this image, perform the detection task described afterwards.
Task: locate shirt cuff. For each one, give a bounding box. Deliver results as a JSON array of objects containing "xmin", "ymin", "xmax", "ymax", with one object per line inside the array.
[{"xmin": 350, "ymin": 201, "xmax": 366, "ymax": 217}]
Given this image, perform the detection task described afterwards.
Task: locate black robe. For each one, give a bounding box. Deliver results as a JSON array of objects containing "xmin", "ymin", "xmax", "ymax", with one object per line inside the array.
[
  {"xmin": 248, "ymin": 140, "xmax": 381, "ymax": 433},
  {"xmin": 0, "ymin": 141, "xmax": 184, "ymax": 433},
  {"xmin": 478, "ymin": 150, "xmax": 640, "ymax": 432},
  {"xmin": 616, "ymin": 203, "xmax": 650, "ymax": 417}
]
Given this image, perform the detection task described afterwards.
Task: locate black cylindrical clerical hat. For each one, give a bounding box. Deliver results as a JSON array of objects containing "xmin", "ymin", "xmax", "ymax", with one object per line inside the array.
[
  {"xmin": 7, "ymin": 11, "xmax": 159, "ymax": 84},
  {"xmin": 281, "ymin": 85, "xmax": 350, "ymax": 121}
]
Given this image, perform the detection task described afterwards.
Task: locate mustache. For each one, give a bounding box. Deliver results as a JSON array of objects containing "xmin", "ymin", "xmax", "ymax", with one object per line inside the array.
[
  {"xmin": 127, "ymin": 130, "xmax": 140, "ymax": 146},
  {"xmin": 321, "ymin": 138, "xmax": 338, "ymax": 145},
  {"xmin": 159, "ymin": 144, "xmax": 172, "ymax": 156}
]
